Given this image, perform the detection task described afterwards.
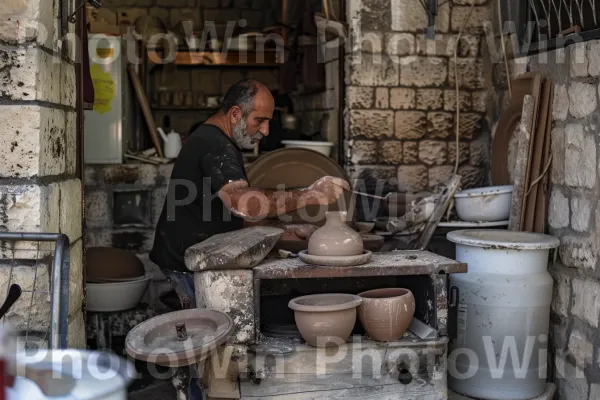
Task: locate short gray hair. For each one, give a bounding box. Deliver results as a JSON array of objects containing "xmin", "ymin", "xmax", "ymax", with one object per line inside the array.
[{"xmin": 220, "ymin": 79, "xmax": 262, "ymax": 116}]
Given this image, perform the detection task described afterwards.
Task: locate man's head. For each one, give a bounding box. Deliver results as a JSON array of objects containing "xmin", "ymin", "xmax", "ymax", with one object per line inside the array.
[{"xmin": 220, "ymin": 79, "xmax": 274, "ymax": 149}]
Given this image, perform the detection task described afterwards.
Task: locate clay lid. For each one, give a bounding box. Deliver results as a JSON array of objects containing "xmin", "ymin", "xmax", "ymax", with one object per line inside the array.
[
  {"xmin": 446, "ymin": 229, "xmax": 560, "ymax": 250},
  {"xmin": 125, "ymin": 309, "xmax": 234, "ymax": 367},
  {"xmin": 288, "ymin": 293, "xmax": 362, "ymax": 312}
]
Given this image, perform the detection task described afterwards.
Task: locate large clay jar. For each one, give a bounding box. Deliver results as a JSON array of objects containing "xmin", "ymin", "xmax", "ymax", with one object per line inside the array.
[
  {"xmin": 357, "ymin": 288, "xmax": 415, "ymax": 342},
  {"xmin": 288, "ymin": 293, "xmax": 362, "ymax": 347},
  {"xmin": 307, "ymin": 211, "xmax": 363, "ymax": 256}
]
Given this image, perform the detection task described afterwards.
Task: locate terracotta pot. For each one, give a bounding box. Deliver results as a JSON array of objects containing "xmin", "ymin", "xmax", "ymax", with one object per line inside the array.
[
  {"xmin": 357, "ymin": 288, "xmax": 415, "ymax": 342},
  {"xmin": 307, "ymin": 211, "xmax": 363, "ymax": 256},
  {"xmin": 288, "ymin": 293, "xmax": 362, "ymax": 347}
]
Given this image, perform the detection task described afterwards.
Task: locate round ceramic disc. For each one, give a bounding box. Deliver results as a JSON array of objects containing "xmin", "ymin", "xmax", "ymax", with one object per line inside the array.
[{"xmin": 298, "ymin": 250, "xmax": 372, "ymax": 266}]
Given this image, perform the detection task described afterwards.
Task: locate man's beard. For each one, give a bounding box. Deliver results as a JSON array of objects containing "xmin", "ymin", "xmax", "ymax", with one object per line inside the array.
[{"xmin": 232, "ymin": 118, "xmax": 262, "ymax": 149}]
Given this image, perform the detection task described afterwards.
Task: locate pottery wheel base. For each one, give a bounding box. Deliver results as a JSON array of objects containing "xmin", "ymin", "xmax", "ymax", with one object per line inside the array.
[{"xmin": 298, "ymin": 250, "xmax": 372, "ymax": 266}]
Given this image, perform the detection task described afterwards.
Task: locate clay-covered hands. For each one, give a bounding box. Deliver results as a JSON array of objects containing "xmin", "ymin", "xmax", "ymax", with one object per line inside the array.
[
  {"xmin": 308, "ymin": 176, "xmax": 350, "ymax": 205},
  {"xmin": 281, "ymin": 224, "xmax": 319, "ymax": 241}
]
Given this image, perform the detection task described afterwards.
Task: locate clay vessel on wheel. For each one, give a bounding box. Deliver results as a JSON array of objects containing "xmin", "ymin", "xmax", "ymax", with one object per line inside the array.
[{"xmin": 307, "ymin": 211, "xmax": 363, "ymax": 256}]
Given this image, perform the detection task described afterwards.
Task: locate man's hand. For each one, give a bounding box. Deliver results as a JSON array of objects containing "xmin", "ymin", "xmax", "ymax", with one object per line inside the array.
[
  {"xmin": 308, "ymin": 176, "xmax": 350, "ymax": 205},
  {"xmin": 281, "ymin": 224, "xmax": 319, "ymax": 241}
]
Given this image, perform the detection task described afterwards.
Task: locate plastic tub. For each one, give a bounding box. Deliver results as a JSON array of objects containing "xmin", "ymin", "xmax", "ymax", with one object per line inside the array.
[
  {"xmin": 446, "ymin": 229, "xmax": 559, "ymax": 400},
  {"xmin": 86, "ymin": 273, "xmax": 152, "ymax": 312},
  {"xmin": 453, "ymin": 185, "xmax": 513, "ymax": 222},
  {"xmin": 280, "ymin": 140, "xmax": 334, "ymax": 157}
]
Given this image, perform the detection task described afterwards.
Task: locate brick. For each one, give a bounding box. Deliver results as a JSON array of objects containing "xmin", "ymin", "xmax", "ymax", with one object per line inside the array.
[
  {"xmin": 458, "ymin": 113, "xmax": 483, "ymax": 139},
  {"xmin": 375, "ymin": 88, "xmax": 389, "ymax": 108},
  {"xmin": 170, "ymin": 8, "xmax": 203, "ymax": 30},
  {"xmin": 397, "ymin": 166, "xmax": 428, "ymax": 191},
  {"xmin": 569, "ymin": 82, "xmax": 597, "ymax": 118},
  {"xmin": 427, "ymin": 112, "xmax": 453, "ymax": 139},
  {"xmin": 379, "ymin": 141, "xmax": 403, "ymax": 164},
  {"xmin": 400, "ymin": 57, "xmax": 448, "ymax": 87},
  {"xmin": 349, "ymin": 110, "xmax": 394, "ymax": 139},
  {"xmin": 403, "ymin": 142, "xmax": 418, "ymax": 163},
  {"xmin": 390, "ymin": 88, "xmax": 415, "ymax": 110},
  {"xmin": 347, "ymin": 54, "xmax": 400, "ymax": 86},
  {"xmin": 457, "ymin": 165, "xmax": 486, "ymax": 188},
  {"xmin": 428, "ymin": 166, "xmax": 454, "ymax": 189},
  {"xmin": 419, "ymin": 140, "xmax": 448, "ymax": 166},
  {"xmin": 560, "ymin": 235, "xmax": 596, "ymax": 271},
  {"xmin": 385, "ymin": 33, "xmax": 415, "ymax": 56},
  {"xmin": 449, "ymin": 58, "xmax": 485, "ymax": 89},
  {"xmin": 552, "ymin": 274, "xmax": 571, "ymax": 318},
  {"xmin": 552, "ymin": 84, "xmax": 569, "ymax": 121},
  {"xmin": 570, "ymin": 42, "xmax": 588, "ymax": 78},
  {"xmin": 551, "ymin": 127, "xmax": 565, "ymax": 184},
  {"xmin": 571, "ymin": 196, "xmax": 592, "ymax": 232},
  {"xmin": 565, "ymin": 124, "xmax": 596, "ymax": 189},
  {"xmin": 472, "ymin": 91, "xmax": 488, "ymax": 113},
  {"xmin": 549, "ymin": 189, "xmax": 570, "ymax": 230},
  {"xmin": 416, "ymin": 89, "xmax": 443, "ymax": 110},
  {"xmin": 469, "ymin": 135, "xmax": 488, "ymax": 166},
  {"xmin": 451, "ymin": 6, "xmax": 490, "ymax": 34},
  {"xmin": 572, "ymin": 278, "xmax": 600, "ymax": 327},
  {"xmin": 60, "ymin": 179, "xmax": 82, "ymax": 242},
  {"xmin": 568, "ymin": 330, "xmax": 593, "ymax": 367},
  {"xmin": 391, "ymin": 0, "xmax": 449, "ymax": 32},
  {"xmin": 588, "ymin": 41, "xmax": 600, "ymax": 77},
  {"xmin": 85, "ymin": 191, "xmax": 110, "ymax": 229},
  {"xmin": 394, "ymin": 111, "xmax": 427, "ymax": 139},
  {"xmin": 449, "ymin": 142, "xmax": 470, "ymax": 166},
  {"xmin": 350, "ymin": 140, "xmax": 378, "ymax": 164},
  {"xmin": 359, "ymin": 0, "xmax": 391, "ymax": 31},
  {"xmin": 444, "ymin": 90, "xmax": 471, "ymax": 112}
]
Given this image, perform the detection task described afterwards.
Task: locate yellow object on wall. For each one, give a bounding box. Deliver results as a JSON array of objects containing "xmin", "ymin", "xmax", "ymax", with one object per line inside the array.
[{"xmin": 90, "ymin": 64, "xmax": 115, "ymax": 114}]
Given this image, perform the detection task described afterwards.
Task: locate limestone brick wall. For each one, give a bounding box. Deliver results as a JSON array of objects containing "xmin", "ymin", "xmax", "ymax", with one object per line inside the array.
[
  {"xmin": 344, "ymin": 0, "xmax": 492, "ymax": 196},
  {"xmin": 0, "ymin": 0, "xmax": 85, "ymax": 347},
  {"xmin": 506, "ymin": 42, "xmax": 600, "ymax": 400}
]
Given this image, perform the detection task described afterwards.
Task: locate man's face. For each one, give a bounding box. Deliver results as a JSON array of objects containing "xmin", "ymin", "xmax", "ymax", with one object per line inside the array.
[{"xmin": 231, "ymin": 90, "xmax": 274, "ymax": 150}]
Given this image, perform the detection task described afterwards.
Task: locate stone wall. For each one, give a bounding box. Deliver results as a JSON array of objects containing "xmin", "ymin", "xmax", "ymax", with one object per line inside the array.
[
  {"xmin": 84, "ymin": 163, "xmax": 173, "ymax": 311},
  {"xmin": 506, "ymin": 41, "xmax": 600, "ymax": 399},
  {"xmin": 0, "ymin": 0, "xmax": 85, "ymax": 346},
  {"xmin": 343, "ymin": 0, "xmax": 492, "ymax": 197}
]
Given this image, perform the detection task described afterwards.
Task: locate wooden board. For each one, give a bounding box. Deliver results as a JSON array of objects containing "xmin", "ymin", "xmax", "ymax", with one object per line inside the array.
[
  {"xmin": 148, "ymin": 50, "xmax": 281, "ymax": 66},
  {"xmin": 534, "ymin": 82, "xmax": 554, "ymax": 233}
]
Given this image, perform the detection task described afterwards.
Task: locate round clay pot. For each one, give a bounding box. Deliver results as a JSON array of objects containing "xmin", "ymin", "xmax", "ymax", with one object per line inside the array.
[
  {"xmin": 307, "ymin": 211, "xmax": 363, "ymax": 256},
  {"xmin": 288, "ymin": 293, "xmax": 362, "ymax": 347},
  {"xmin": 357, "ymin": 288, "xmax": 415, "ymax": 342}
]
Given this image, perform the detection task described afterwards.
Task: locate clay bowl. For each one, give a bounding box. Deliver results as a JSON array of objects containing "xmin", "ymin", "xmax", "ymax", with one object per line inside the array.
[
  {"xmin": 355, "ymin": 221, "xmax": 375, "ymax": 234},
  {"xmin": 357, "ymin": 288, "xmax": 415, "ymax": 342},
  {"xmin": 361, "ymin": 234, "xmax": 385, "ymax": 252},
  {"xmin": 288, "ymin": 293, "xmax": 362, "ymax": 347}
]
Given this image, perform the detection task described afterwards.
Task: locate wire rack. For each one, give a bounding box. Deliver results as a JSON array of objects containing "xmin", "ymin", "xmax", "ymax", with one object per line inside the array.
[{"xmin": 0, "ymin": 233, "xmax": 70, "ymax": 350}]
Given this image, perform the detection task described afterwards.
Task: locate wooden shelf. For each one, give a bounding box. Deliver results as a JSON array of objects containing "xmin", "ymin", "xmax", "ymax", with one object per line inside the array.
[
  {"xmin": 147, "ymin": 50, "xmax": 282, "ymax": 67},
  {"xmin": 151, "ymin": 106, "xmax": 220, "ymax": 111}
]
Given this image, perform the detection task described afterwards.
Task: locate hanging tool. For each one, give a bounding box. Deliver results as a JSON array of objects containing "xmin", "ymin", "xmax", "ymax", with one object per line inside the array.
[{"xmin": 65, "ymin": 0, "xmax": 102, "ymax": 25}]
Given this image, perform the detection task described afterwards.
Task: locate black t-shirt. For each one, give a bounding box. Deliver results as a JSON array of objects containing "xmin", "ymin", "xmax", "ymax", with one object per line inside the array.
[{"xmin": 150, "ymin": 124, "xmax": 247, "ymax": 272}]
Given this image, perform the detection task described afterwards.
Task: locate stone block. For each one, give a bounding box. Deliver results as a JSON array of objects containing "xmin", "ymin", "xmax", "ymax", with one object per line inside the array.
[
  {"xmin": 570, "ymin": 42, "xmax": 588, "ymax": 78},
  {"xmin": 375, "ymin": 88, "xmax": 389, "ymax": 109},
  {"xmin": 349, "ymin": 110, "xmax": 394, "ymax": 139},
  {"xmin": 191, "ymin": 69, "xmax": 221, "ymax": 95},
  {"xmin": 350, "ymin": 166, "xmax": 397, "ymax": 190},
  {"xmin": 469, "ymin": 135, "xmax": 488, "ymax": 166},
  {"xmin": 325, "ymin": 60, "xmax": 338, "ymax": 91},
  {"xmin": 552, "ymin": 319, "xmax": 569, "ymax": 352},
  {"xmin": 457, "ymin": 165, "xmax": 486, "ymax": 188},
  {"xmin": 588, "ymin": 41, "xmax": 600, "ymax": 77},
  {"xmin": 40, "ymin": 107, "xmax": 67, "ymax": 177},
  {"xmin": 552, "ymin": 274, "xmax": 571, "ymax": 318},
  {"xmin": 0, "ymin": 0, "xmax": 54, "ymax": 46},
  {"xmin": 359, "ymin": 0, "xmax": 391, "ymax": 31},
  {"xmin": 379, "ymin": 141, "xmax": 403, "ymax": 164},
  {"xmin": 472, "ymin": 91, "xmax": 488, "ymax": 113},
  {"xmin": 384, "ymin": 33, "xmax": 415, "ymax": 56},
  {"xmin": 552, "ymin": 84, "xmax": 569, "ymax": 121},
  {"xmin": 555, "ymin": 355, "xmax": 588, "ymax": 399},
  {"xmin": 590, "ymin": 384, "xmax": 600, "ymax": 400},
  {"xmin": 111, "ymin": 229, "xmax": 155, "ymax": 253},
  {"xmin": 567, "ymin": 329, "xmax": 593, "ymax": 367},
  {"xmin": 458, "ymin": 113, "xmax": 482, "ymax": 139},
  {"xmin": 0, "ymin": 185, "xmax": 41, "ymax": 233},
  {"xmin": 397, "ymin": 166, "xmax": 428, "ymax": 191},
  {"xmin": 152, "ymin": 187, "xmax": 168, "ymax": 227},
  {"xmin": 350, "ymin": 140, "xmax": 378, "ymax": 164},
  {"xmin": 85, "ymin": 191, "xmax": 110, "ymax": 229},
  {"xmin": 346, "ymin": 54, "xmax": 400, "ymax": 87},
  {"xmin": 390, "ymin": 88, "xmax": 416, "ymax": 110},
  {"xmin": 157, "ymin": 0, "xmax": 188, "ymax": 6},
  {"xmin": 391, "ymin": 0, "xmax": 449, "ymax": 32},
  {"xmin": 451, "ymin": 5, "xmax": 490, "ymax": 34},
  {"xmin": 429, "ymin": 166, "xmax": 454, "ymax": 189},
  {"xmin": 400, "ymin": 57, "xmax": 448, "ymax": 87},
  {"xmin": 60, "ymin": 179, "xmax": 82, "ymax": 243},
  {"xmin": 359, "ymin": 31, "xmax": 383, "ymax": 53},
  {"xmin": 103, "ymin": 164, "xmax": 158, "ymax": 186},
  {"xmin": 572, "ymin": 278, "xmax": 600, "ymax": 327},
  {"xmin": 427, "ymin": 112, "xmax": 453, "ymax": 139},
  {"xmin": 68, "ymin": 240, "xmax": 84, "ymax": 317},
  {"xmin": 67, "ymin": 309, "xmax": 86, "ymax": 349},
  {"xmin": 560, "ymin": 235, "xmax": 596, "ymax": 271},
  {"xmin": 195, "ymin": 269, "xmax": 254, "ymax": 343},
  {"xmin": 549, "ymin": 189, "xmax": 569, "ymax": 229},
  {"xmin": 571, "ymin": 196, "xmax": 592, "ymax": 232},
  {"xmin": 403, "ymin": 142, "xmax": 418, "ymax": 163},
  {"xmin": 444, "ymin": 90, "xmax": 471, "ymax": 112},
  {"xmin": 419, "ymin": 140, "xmax": 448, "ymax": 166},
  {"xmin": 65, "ymin": 111, "xmax": 76, "ymax": 175},
  {"xmin": 449, "ymin": 58, "xmax": 485, "ymax": 89},
  {"xmin": 157, "ymin": 163, "xmax": 174, "ymax": 183},
  {"xmin": 564, "ymin": 124, "xmax": 596, "ymax": 189},
  {"xmin": 551, "ymin": 127, "xmax": 565, "ymax": 185},
  {"xmin": 568, "ymin": 82, "xmax": 597, "ymax": 118},
  {"xmin": 450, "ymin": 142, "xmax": 470, "ymax": 166},
  {"xmin": 394, "ymin": 111, "xmax": 427, "ymax": 139},
  {"xmin": 416, "ymin": 89, "xmax": 443, "ymax": 110},
  {"xmin": 41, "ymin": 183, "xmax": 60, "ymax": 235},
  {"xmin": 416, "ymin": 34, "xmax": 479, "ymax": 58}
]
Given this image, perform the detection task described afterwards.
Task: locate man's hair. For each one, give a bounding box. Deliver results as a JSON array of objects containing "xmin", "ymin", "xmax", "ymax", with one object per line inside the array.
[{"xmin": 220, "ymin": 79, "xmax": 264, "ymax": 116}]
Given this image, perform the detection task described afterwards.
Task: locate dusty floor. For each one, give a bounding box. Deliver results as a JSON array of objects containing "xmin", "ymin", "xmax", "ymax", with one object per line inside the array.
[{"xmin": 130, "ymin": 381, "xmax": 175, "ymax": 400}]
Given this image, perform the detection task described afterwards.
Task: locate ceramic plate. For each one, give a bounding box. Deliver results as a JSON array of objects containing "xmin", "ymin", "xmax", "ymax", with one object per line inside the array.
[
  {"xmin": 298, "ymin": 250, "xmax": 372, "ymax": 266},
  {"xmin": 438, "ymin": 220, "xmax": 509, "ymax": 228}
]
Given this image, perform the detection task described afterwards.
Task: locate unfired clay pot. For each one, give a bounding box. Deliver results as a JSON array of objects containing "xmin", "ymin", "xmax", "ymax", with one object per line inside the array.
[
  {"xmin": 357, "ymin": 288, "xmax": 415, "ymax": 342},
  {"xmin": 307, "ymin": 211, "xmax": 363, "ymax": 256},
  {"xmin": 288, "ymin": 293, "xmax": 362, "ymax": 347}
]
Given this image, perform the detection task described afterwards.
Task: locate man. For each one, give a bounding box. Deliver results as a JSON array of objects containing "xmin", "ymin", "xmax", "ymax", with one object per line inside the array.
[{"xmin": 150, "ymin": 79, "xmax": 350, "ymax": 305}]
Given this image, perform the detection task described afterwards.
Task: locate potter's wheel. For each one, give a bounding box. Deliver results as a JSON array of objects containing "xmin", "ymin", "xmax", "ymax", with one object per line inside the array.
[
  {"xmin": 125, "ymin": 309, "xmax": 234, "ymax": 367},
  {"xmin": 298, "ymin": 250, "xmax": 373, "ymax": 266}
]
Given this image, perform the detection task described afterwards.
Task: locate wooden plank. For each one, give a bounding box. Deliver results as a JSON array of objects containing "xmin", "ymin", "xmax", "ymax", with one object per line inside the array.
[
  {"xmin": 148, "ymin": 50, "xmax": 280, "ymax": 66},
  {"xmin": 534, "ymin": 82, "xmax": 554, "ymax": 233},
  {"xmin": 253, "ymin": 251, "xmax": 467, "ymax": 280}
]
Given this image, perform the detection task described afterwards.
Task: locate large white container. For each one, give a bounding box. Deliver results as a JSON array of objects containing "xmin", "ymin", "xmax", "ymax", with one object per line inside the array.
[{"xmin": 446, "ymin": 229, "xmax": 559, "ymax": 400}]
